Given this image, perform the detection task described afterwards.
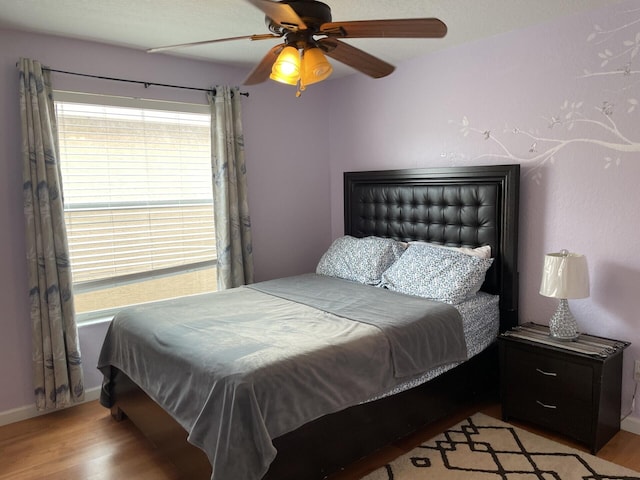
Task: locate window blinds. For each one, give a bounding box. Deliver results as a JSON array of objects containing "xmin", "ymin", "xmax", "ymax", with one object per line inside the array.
[{"xmin": 55, "ymin": 95, "xmax": 215, "ymax": 292}]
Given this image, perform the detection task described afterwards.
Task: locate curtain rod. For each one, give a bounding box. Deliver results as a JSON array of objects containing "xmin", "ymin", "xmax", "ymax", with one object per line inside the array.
[{"xmin": 42, "ymin": 67, "xmax": 249, "ymax": 97}]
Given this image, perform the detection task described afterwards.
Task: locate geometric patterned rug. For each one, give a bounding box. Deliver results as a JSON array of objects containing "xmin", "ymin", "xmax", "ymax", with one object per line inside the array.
[{"xmin": 362, "ymin": 413, "xmax": 640, "ymax": 480}]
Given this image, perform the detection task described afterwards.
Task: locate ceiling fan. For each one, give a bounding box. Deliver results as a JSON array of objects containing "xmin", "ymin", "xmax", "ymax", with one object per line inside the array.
[{"xmin": 148, "ymin": 0, "xmax": 447, "ymax": 94}]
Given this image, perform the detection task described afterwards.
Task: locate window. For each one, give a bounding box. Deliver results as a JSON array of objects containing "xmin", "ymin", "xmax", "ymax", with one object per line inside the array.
[{"xmin": 54, "ymin": 92, "xmax": 216, "ymax": 322}]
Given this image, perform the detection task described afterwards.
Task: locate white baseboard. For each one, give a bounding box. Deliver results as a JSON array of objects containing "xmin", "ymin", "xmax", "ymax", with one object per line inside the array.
[
  {"xmin": 622, "ymin": 414, "xmax": 640, "ymax": 436},
  {"xmin": 0, "ymin": 386, "xmax": 101, "ymax": 427}
]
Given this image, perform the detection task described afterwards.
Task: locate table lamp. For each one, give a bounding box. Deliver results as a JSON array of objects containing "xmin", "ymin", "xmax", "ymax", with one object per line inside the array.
[{"xmin": 539, "ymin": 249, "xmax": 590, "ymax": 341}]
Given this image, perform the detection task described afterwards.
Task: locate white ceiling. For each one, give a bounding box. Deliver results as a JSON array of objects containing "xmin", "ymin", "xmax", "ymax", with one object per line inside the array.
[{"xmin": 0, "ymin": 0, "xmax": 624, "ymax": 79}]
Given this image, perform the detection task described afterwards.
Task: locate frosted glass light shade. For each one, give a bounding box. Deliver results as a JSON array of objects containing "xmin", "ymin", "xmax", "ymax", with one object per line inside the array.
[
  {"xmin": 270, "ymin": 46, "xmax": 301, "ymax": 85},
  {"xmin": 300, "ymin": 47, "xmax": 333, "ymax": 86},
  {"xmin": 539, "ymin": 250, "xmax": 590, "ymax": 299}
]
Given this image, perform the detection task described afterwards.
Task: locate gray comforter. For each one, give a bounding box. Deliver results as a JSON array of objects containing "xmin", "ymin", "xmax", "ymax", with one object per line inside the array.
[{"xmin": 98, "ymin": 274, "xmax": 467, "ymax": 480}]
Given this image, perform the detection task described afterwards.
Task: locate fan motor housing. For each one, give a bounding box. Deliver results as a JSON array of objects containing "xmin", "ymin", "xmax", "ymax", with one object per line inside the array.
[{"xmin": 266, "ymin": 0, "xmax": 332, "ymax": 34}]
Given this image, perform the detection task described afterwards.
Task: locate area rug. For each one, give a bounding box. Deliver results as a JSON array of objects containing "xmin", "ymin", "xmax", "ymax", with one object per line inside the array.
[{"xmin": 362, "ymin": 413, "xmax": 640, "ymax": 479}]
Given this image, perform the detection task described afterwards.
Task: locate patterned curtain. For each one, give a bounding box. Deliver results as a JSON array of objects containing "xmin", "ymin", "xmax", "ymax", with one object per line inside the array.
[
  {"xmin": 18, "ymin": 58, "xmax": 84, "ymax": 411},
  {"xmin": 209, "ymin": 86, "xmax": 254, "ymax": 289}
]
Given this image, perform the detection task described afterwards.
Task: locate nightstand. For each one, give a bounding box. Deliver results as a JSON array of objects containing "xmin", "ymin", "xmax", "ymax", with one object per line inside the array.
[{"xmin": 499, "ymin": 323, "xmax": 630, "ymax": 454}]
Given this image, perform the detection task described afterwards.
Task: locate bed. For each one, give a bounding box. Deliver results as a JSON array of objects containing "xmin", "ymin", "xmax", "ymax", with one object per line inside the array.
[{"xmin": 98, "ymin": 164, "xmax": 520, "ymax": 480}]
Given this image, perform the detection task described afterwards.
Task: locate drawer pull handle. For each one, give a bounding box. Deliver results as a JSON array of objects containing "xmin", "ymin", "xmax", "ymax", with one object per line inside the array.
[
  {"xmin": 536, "ymin": 400, "xmax": 557, "ymax": 409},
  {"xmin": 536, "ymin": 368, "xmax": 557, "ymax": 377}
]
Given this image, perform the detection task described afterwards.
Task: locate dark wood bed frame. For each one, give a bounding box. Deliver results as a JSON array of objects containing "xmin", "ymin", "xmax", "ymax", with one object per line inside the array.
[{"xmin": 106, "ymin": 164, "xmax": 520, "ymax": 480}]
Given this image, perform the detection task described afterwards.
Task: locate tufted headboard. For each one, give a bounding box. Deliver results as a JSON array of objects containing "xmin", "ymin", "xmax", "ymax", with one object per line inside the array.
[{"xmin": 344, "ymin": 164, "xmax": 519, "ymax": 331}]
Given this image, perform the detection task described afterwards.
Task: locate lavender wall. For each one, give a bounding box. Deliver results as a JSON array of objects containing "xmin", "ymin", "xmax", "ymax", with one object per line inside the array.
[
  {"xmin": 328, "ymin": 0, "xmax": 640, "ymax": 426},
  {"xmin": 0, "ymin": 29, "xmax": 331, "ymax": 413}
]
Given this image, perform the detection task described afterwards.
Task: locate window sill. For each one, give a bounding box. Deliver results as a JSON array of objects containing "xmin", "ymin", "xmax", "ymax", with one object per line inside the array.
[{"xmin": 77, "ymin": 315, "xmax": 114, "ymax": 327}]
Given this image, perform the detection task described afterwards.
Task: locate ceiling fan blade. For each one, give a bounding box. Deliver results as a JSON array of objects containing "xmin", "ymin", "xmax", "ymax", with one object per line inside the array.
[
  {"xmin": 147, "ymin": 33, "xmax": 279, "ymax": 53},
  {"xmin": 318, "ymin": 38, "xmax": 395, "ymax": 79},
  {"xmin": 319, "ymin": 18, "xmax": 447, "ymax": 39},
  {"xmin": 243, "ymin": 43, "xmax": 285, "ymax": 85},
  {"xmin": 246, "ymin": 0, "xmax": 307, "ymax": 30}
]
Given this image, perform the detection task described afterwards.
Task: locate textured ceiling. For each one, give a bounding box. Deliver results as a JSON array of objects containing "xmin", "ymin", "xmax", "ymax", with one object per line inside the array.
[{"xmin": 0, "ymin": 0, "xmax": 624, "ymax": 79}]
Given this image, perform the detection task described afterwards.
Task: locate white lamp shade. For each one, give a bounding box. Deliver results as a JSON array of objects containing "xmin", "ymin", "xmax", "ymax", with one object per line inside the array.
[{"xmin": 539, "ymin": 251, "xmax": 590, "ymax": 299}]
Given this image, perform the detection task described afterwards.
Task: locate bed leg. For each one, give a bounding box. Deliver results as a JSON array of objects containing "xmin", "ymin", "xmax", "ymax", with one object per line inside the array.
[{"xmin": 110, "ymin": 405, "xmax": 127, "ymax": 421}]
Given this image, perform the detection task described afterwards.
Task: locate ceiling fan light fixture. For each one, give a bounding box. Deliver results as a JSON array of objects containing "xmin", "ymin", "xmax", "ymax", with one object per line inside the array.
[
  {"xmin": 269, "ymin": 45, "xmax": 301, "ymax": 84},
  {"xmin": 150, "ymin": 1, "xmax": 448, "ymax": 89},
  {"xmin": 300, "ymin": 46, "xmax": 333, "ymax": 86}
]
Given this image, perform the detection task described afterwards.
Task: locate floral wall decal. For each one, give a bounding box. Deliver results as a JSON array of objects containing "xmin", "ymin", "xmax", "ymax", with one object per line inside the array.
[{"xmin": 449, "ymin": 5, "xmax": 640, "ymax": 182}]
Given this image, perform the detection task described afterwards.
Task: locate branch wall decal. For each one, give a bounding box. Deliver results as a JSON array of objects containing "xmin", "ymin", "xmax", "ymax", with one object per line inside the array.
[{"xmin": 448, "ymin": 5, "xmax": 639, "ymax": 183}]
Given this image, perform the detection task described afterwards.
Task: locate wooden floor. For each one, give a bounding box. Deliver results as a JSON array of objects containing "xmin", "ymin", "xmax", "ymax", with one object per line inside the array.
[{"xmin": 1, "ymin": 400, "xmax": 638, "ymax": 479}]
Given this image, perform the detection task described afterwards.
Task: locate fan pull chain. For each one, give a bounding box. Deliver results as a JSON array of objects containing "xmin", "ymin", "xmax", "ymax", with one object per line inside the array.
[{"xmin": 296, "ymin": 81, "xmax": 306, "ymax": 98}]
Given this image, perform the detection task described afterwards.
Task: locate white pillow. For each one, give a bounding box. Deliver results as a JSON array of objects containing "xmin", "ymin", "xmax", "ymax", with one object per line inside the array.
[
  {"xmin": 316, "ymin": 235, "xmax": 405, "ymax": 285},
  {"xmin": 408, "ymin": 241, "xmax": 491, "ymax": 259},
  {"xmin": 381, "ymin": 242, "xmax": 493, "ymax": 304}
]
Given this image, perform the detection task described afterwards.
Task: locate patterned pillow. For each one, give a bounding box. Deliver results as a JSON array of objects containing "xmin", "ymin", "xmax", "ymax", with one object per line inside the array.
[
  {"xmin": 316, "ymin": 236, "xmax": 405, "ymax": 285},
  {"xmin": 380, "ymin": 242, "xmax": 493, "ymax": 304}
]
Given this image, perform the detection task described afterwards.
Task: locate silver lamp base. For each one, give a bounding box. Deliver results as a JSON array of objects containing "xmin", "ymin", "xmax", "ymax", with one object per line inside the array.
[{"xmin": 549, "ymin": 298, "xmax": 580, "ymax": 341}]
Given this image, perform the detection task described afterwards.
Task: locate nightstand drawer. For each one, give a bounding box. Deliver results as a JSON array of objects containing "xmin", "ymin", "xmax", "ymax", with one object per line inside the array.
[
  {"xmin": 503, "ymin": 346, "xmax": 593, "ymax": 402},
  {"xmin": 505, "ymin": 386, "xmax": 593, "ymax": 440}
]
